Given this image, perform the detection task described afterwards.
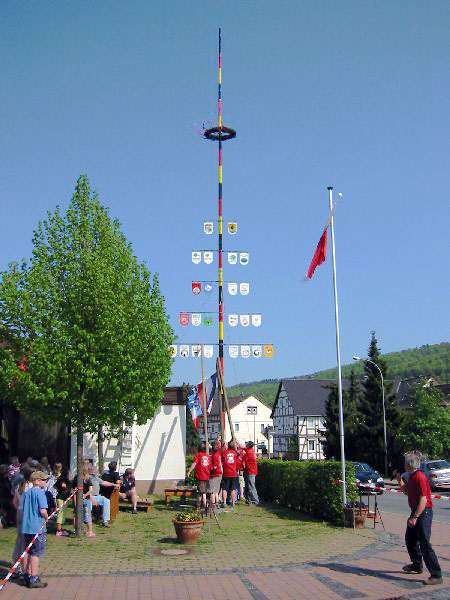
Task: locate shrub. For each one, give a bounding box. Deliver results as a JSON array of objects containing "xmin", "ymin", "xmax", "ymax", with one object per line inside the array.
[{"xmin": 257, "ymin": 460, "xmax": 357, "ymax": 524}]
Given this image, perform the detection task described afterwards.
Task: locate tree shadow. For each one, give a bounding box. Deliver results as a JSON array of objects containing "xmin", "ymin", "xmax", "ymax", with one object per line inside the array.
[{"xmin": 309, "ymin": 560, "xmax": 424, "ymax": 588}]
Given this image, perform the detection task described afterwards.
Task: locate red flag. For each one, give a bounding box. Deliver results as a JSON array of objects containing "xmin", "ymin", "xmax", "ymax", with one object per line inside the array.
[{"xmin": 306, "ymin": 227, "xmax": 328, "ymax": 279}]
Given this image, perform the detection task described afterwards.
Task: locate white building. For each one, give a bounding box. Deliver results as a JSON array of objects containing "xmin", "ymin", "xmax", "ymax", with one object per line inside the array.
[
  {"xmin": 271, "ymin": 379, "xmax": 347, "ymax": 460},
  {"xmin": 200, "ymin": 394, "xmax": 273, "ymax": 453},
  {"xmin": 70, "ymin": 387, "xmax": 186, "ymax": 495}
]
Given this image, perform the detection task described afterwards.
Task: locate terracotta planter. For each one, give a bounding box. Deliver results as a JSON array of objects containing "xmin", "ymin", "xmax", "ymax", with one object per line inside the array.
[
  {"xmin": 173, "ymin": 520, "xmax": 204, "ymax": 544},
  {"xmin": 344, "ymin": 507, "xmax": 368, "ymax": 529}
]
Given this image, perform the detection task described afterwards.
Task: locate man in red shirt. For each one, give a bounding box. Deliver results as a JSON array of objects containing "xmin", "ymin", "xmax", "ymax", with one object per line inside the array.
[
  {"xmin": 244, "ymin": 441, "xmax": 259, "ymax": 505},
  {"xmin": 207, "ymin": 440, "xmax": 223, "ymax": 508},
  {"xmin": 187, "ymin": 442, "xmax": 212, "ymax": 509},
  {"xmin": 221, "ymin": 440, "xmax": 239, "ymax": 510},
  {"xmin": 403, "ymin": 452, "xmax": 442, "ymax": 585}
]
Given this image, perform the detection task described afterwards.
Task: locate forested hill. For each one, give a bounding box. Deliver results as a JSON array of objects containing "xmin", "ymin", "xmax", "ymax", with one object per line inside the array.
[{"xmin": 227, "ymin": 342, "xmax": 450, "ymax": 407}]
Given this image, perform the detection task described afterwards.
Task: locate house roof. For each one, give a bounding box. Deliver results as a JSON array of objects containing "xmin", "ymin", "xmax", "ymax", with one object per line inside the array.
[
  {"xmin": 271, "ymin": 379, "xmax": 349, "ymax": 418},
  {"xmin": 162, "ymin": 387, "xmax": 186, "ymax": 405},
  {"xmin": 209, "ymin": 395, "xmax": 242, "ymax": 416}
]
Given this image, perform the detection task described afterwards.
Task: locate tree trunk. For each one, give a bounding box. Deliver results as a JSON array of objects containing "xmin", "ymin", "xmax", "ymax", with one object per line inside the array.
[
  {"xmin": 97, "ymin": 426, "xmax": 104, "ymax": 474},
  {"xmin": 76, "ymin": 422, "xmax": 84, "ymax": 536}
]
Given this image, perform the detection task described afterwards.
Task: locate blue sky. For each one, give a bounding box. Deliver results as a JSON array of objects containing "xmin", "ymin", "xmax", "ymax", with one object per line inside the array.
[{"xmin": 1, "ymin": 1, "xmax": 449, "ymax": 388}]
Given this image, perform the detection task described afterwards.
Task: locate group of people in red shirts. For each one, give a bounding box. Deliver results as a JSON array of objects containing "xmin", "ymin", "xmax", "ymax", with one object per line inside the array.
[{"xmin": 187, "ymin": 439, "xmax": 259, "ymax": 511}]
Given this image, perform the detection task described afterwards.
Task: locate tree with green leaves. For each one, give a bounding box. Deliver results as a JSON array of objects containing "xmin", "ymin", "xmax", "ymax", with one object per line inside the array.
[
  {"xmin": 397, "ymin": 384, "xmax": 450, "ymax": 459},
  {"xmin": 0, "ymin": 175, "xmax": 173, "ymax": 534}
]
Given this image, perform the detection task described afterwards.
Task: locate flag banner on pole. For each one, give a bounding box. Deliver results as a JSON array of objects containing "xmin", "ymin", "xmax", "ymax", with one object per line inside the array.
[
  {"xmin": 239, "ymin": 314, "xmax": 250, "ymax": 327},
  {"xmin": 228, "ymin": 314, "xmax": 238, "ymax": 327},
  {"xmin": 203, "ymin": 251, "xmax": 213, "ymax": 264},
  {"xmin": 203, "ymin": 315, "xmax": 213, "ymax": 326},
  {"xmin": 203, "ymin": 345, "xmax": 214, "ymax": 358},
  {"xmin": 239, "ymin": 282, "xmax": 249, "ymax": 295},
  {"xmin": 192, "ymin": 281, "xmax": 201, "ymax": 295},
  {"xmin": 263, "ymin": 344, "xmax": 274, "ymax": 358},
  {"xmin": 228, "ymin": 282, "xmax": 238, "ymax": 295},
  {"xmin": 187, "ymin": 387, "xmax": 203, "ymax": 430},
  {"xmin": 306, "ymin": 227, "xmax": 328, "ymax": 279},
  {"xmin": 204, "ymin": 282, "xmax": 214, "ymax": 293},
  {"xmin": 191, "ymin": 313, "xmax": 201, "ymax": 326},
  {"xmin": 239, "ymin": 252, "xmax": 249, "ymax": 265},
  {"xmin": 192, "ymin": 344, "xmax": 202, "ymax": 358},
  {"xmin": 169, "ymin": 345, "xmax": 177, "ymax": 357},
  {"xmin": 228, "ymin": 252, "xmax": 238, "ymax": 265},
  {"xmin": 194, "ymin": 371, "xmax": 217, "ymax": 414},
  {"xmin": 227, "ymin": 222, "xmax": 237, "ymax": 234},
  {"xmin": 179, "ymin": 312, "xmax": 190, "ymax": 326},
  {"xmin": 180, "ymin": 345, "xmax": 190, "ymax": 358},
  {"xmin": 252, "ymin": 345, "xmax": 262, "ymax": 358},
  {"xmin": 251, "ymin": 314, "xmax": 262, "ymax": 327},
  {"xmin": 192, "ymin": 251, "xmax": 201, "ymax": 264},
  {"xmin": 229, "ymin": 345, "xmax": 239, "ymax": 358},
  {"xmin": 240, "ymin": 345, "xmax": 251, "ymax": 358},
  {"xmin": 204, "ymin": 222, "xmax": 214, "ymax": 235}
]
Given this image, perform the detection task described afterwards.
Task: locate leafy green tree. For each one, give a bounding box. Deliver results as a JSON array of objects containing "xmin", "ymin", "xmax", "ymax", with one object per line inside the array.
[
  {"xmin": 0, "ymin": 175, "xmax": 173, "ymax": 533},
  {"xmin": 397, "ymin": 384, "xmax": 450, "ymax": 459}
]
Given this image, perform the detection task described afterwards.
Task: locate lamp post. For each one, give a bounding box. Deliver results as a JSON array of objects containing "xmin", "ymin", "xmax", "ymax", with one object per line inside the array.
[{"xmin": 353, "ymin": 356, "xmax": 388, "ymax": 476}]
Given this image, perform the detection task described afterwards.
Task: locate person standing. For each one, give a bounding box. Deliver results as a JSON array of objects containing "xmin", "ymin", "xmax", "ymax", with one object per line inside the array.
[
  {"xmin": 207, "ymin": 440, "xmax": 223, "ymax": 509},
  {"xmin": 187, "ymin": 442, "xmax": 212, "ymax": 509},
  {"xmin": 244, "ymin": 441, "xmax": 259, "ymax": 505},
  {"xmin": 402, "ymin": 452, "xmax": 442, "ymax": 586},
  {"xmin": 221, "ymin": 440, "xmax": 239, "ymax": 510},
  {"xmin": 54, "ymin": 466, "xmax": 71, "ymax": 536},
  {"xmin": 20, "ymin": 471, "xmax": 49, "ymax": 589}
]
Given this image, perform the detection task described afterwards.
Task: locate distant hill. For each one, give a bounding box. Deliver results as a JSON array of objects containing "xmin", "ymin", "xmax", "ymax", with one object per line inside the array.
[{"xmin": 227, "ymin": 342, "xmax": 450, "ymax": 407}]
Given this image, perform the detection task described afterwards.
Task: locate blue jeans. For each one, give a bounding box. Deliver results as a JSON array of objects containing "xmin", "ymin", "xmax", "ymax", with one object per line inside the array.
[
  {"xmin": 91, "ymin": 495, "xmax": 110, "ymax": 523},
  {"xmin": 83, "ymin": 499, "xmax": 92, "ymax": 524},
  {"xmin": 244, "ymin": 473, "xmax": 259, "ymax": 504},
  {"xmin": 405, "ymin": 508, "xmax": 441, "ymax": 577}
]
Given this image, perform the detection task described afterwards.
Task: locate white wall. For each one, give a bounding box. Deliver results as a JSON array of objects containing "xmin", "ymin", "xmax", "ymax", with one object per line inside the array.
[
  {"xmin": 227, "ymin": 396, "xmax": 273, "ymax": 452},
  {"xmin": 70, "ymin": 404, "xmax": 186, "ymax": 486}
]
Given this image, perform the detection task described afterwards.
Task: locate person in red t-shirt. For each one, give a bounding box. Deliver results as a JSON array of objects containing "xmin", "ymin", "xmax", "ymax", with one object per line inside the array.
[
  {"xmin": 237, "ymin": 445, "xmax": 246, "ymax": 501},
  {"xmin": 207, "ymin": 440, "xmax": 223, "ymax": 507},
  {"xmin": 402, "ymin": 452, "xmax": 442, "ymax": 585},
  {"xmin": 221, "ymin": 440, "xmax": 239, "ymax": 510},
  {"xmin": 243, "ymin": 441, "xmax": 259, "ymax": 505},
  {"xmin": 187, "ymin": 443, "xmax": 212, "ymax": 508}
]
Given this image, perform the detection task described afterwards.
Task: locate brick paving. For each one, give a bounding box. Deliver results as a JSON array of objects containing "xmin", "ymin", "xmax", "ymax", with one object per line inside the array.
[{"xmin": 2, "ymin": 510, "xmax": 450, "ymax": 599}]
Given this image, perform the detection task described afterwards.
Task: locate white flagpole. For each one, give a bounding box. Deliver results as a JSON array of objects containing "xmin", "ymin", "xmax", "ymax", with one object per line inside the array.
[{"xmin": 328, "ymin": 186, "xmax": 347, "ymax": 506}]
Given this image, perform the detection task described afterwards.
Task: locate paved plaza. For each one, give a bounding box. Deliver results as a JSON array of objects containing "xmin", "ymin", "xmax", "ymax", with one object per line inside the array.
[{"xmin": 1, "ymin": 505, "xmax": 449, "ymax": 599}]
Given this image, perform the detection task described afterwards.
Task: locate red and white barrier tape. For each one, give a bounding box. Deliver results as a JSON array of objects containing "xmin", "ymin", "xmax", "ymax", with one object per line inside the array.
[
  {"xmin": 335, "ymin": 479, "xmax": 450, "ymax": 501},
  {"xmin": 0, "ymin": 488, "xmax": 78, "ymax": 592}
]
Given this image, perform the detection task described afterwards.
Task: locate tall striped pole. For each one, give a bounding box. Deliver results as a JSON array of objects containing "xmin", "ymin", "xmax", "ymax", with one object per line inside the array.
[
  {"xmin": 203, "ymin": 29, "xmax": 236, "ymax": 440},
  {"xmin": 217, "ymin": 28, "xmax": 225, "ymax": 435}
]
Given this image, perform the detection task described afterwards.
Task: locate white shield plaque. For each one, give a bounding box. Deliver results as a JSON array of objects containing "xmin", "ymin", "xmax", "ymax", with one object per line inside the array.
[
  {"xmin": 192, "ymin": 251, "xmax": 201, "ymax": 264},
  {"xmin": 228, "ymin": 252, "xmax": 238, "ymax": 265},
  {"xmin": 203, "ymin": 222, "xmax": 214, "ymax": 235},
  {"xmin": 191, "ymin": 313, "xmax": 201, "ymax": 326},
  {"xmin": 169, "ymin": 345, "xmax": 177, "ymax": 358},
  {"xmin": 179, "ymin": 345, "xmax": 189, "ymax": 358},
  {"xmin": 251, "ymin": 314, "xmax": 262, "ymax": 327},
  {"xmin": 203, "ymin": 345, "xmax": 213, "ymax": 358},
  {"xmin": 203, "ymin": 251, "xmax": 213, "ymax": 264},
  {"xmin": 228, "ymin": 314, "xmax": 238, "ymax": 327},
  {"xmin": 228, "ymin": 282, "xmax": 238, "ymax": 296},
  {"xmin": 252, "ymin": 345, "xmax": 262, "ymax": 358},
  {"xmin": 239, "ymin": 314, "xmax": 250, "ymax": 327},
  {"xmin": 191, "ymin": 344, "xmax": 202, "ymax": 358},
  {"xmin": 227, "ymin": 222, "xmax": 237, "ymax": 235},
  {"xmin": 240, "ymin": 345, "xmax": 251, "ymax": 359},
  {"xmin": 239, "ymin": 252, "xmax": 249, "ymax": 265},
  {"xmin": 239, "ymin": 282, "xmax": 250, "ymax": 295},
  {"xmin": 228, "ymin": 345, "xmax": 239, "ymax": 358}
]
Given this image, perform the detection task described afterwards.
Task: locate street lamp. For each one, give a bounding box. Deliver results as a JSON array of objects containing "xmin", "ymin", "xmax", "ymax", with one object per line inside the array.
[{"xmin": 353, "ymin": 356, "xmax": 388, "ymax": 476}]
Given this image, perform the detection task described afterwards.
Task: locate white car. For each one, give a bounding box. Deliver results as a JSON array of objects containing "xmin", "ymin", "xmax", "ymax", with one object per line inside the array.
[{"xmin": 421, "ymin": 460, "xmax": 450, "ymax": 491}]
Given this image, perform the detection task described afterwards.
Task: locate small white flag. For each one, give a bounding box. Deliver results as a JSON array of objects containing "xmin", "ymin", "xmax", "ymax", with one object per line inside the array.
[
  {"xmin": 239, "ymin": 252, "xmax": 249, "ymax": 265},
  {"xmin": 203, "ymin": 345, "xmax": 214, "ymax": 358},
  {"xmin": 229, "ymin": 345, "xmax": 239, "ymax": 358},
  {"xmin": 228, "ymin": 282, "xmax": 238, "ymax": 295},
  {"xmin": 203, "ymin": 251, "xmax": 213, "ymax": 264},
  {"xmin": 179, "ymin": 345, "xmax": 190, "ymax": 358},
  {"xmin": 239, "ymin": 282, "xmax": 250, "ymax": 295},
  {"xmin": 228, "ymin": 314, "xmax": 238, "ymax": 327},
  {"xmin": 240, "ymin": 345, "xmax": 251, "ymax": 358},
  {"xmin": 240, "ymin": 314, "xmax": 250, "ymax": 327},
  {"xmin": 228, "ymin": 252, "xmax": 238, "ymax": 265},
  {"xmin": 251, "ymin": 314, "xmax": 262, "ymax": 327},
  {"xmin": 192, "ymin": 344, "xmax": 202, "ymax": 358},
  {"xmin": 204, "ymin": 222, "xmax": 214, "ymax": 235},
  {"xmin": 252, "ymin": 345, "xmax": 262, "ymax": 358},
  {"xmin": 191, "ymin": 313, "xmax": 201, "ymax": 326},
  {"xmin": 169, "ymin": 345, "xmax": 177, "ymax": 358},
  {"xmin": 192, "ymin": 251, "xmax": 201, "ymax": 264}
]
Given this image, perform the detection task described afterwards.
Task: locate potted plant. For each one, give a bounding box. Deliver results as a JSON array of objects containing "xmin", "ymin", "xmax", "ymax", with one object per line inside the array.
[
  {"xmin": 344, "ymin": 501, "xmax": 368, "ymax": 529},
  {"xmin": 173, "ymin": 510, "xmax": 204, "ymax": 544}
]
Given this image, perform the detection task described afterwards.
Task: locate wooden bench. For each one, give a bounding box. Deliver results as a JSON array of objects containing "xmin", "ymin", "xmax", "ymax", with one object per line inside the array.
[
  {"xmin": 164, "ymin": 486, "xmax": 197, "ymax": 505},
  {"xmin": 119, "ymin": 498, "xmax": 153, "ymax": 513},
  {"xmin": 110, "ymin": 489, "xmax": 119, "ymax": 521}
]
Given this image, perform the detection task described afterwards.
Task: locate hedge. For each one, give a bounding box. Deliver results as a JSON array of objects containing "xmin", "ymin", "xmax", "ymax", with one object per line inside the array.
[{"xmin": 257, "ymin": 459, "xmax": 358, "ymax": 523}]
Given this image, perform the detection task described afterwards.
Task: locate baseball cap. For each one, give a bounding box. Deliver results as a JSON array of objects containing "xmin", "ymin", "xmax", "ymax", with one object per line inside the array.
[{"xmin": 30, "ymin": 471, "xmax": 50, "ymax": 482}]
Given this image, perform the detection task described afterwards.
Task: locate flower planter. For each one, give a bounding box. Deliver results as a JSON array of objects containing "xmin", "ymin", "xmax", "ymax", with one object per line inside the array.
[
  {"xmin": 173, "ymin": 520, "xmax": 204, "ymax": 544},
  {"xmin": 344, "ymin": 507, "xmax": 368, "ymax": 529}
]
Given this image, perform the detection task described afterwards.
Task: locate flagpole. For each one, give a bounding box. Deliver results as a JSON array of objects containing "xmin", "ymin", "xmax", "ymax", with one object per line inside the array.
[
  {"xmin": 328, "ymin": 186, "xmax": 347, "ymax": 506},
  {"xmin": 201, "ymin": 346, "xmax": 209, "ymax": 454}
]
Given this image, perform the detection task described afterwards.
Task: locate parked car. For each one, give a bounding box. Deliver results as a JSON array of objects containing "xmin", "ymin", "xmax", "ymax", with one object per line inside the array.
[
  {"xmin": 420, "ymin": 460, "xmax": 450, "ymax": 491},
  {"xmin": 353, "ymin": 462, "xmax": 385, "ymax": 494}
]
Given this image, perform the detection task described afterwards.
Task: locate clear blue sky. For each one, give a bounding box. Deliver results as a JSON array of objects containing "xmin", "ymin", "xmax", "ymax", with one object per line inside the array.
[{"xmin": 1, "ymin": 1, "xmax": 449, "ymax": 388}]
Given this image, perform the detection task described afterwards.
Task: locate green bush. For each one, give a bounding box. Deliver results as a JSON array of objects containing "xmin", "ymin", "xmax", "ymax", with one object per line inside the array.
[
  {"xmin": 257, "ymin": 460, "xmax": 357, "ymax": 524},
  {"xmin": 185, "ymin": 454, "xmax": 195, "ymax": 486}
]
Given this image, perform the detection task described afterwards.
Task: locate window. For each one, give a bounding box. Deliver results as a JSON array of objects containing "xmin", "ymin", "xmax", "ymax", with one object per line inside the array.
[
  {"xmin": 307, "ymin": 417, "xmax": 315, "ymax": 428},
  {"xmin": 308, "ymin": 440, "xmax": 315, "ymax": 451},
  {"xmin": 260, "ymin": 424, "xmax": 265, "ymax": 433},
  {"xmin": 234, "ymin": 423, "xmax": 239, "ymax": 432}
]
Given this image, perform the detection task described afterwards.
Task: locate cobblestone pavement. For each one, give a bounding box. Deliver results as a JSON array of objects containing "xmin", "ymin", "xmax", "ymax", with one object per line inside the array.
[{"xmin": 2, "ymin": 511, "xmax": 449, "ymax": 599}]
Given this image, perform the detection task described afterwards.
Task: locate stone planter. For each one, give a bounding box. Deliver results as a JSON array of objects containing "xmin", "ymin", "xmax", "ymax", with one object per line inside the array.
[
  {"xmin": 344, "ymin": 507, "xmax": 368, "ymax": 529},
  {"xmin": 173, "ymin": 520, "xmax": 204, "ymax": 544}
]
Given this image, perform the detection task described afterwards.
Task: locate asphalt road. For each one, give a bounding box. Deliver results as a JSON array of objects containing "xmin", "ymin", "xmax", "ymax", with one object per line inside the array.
[{"xmin": 371, "ymin": 488, "xmax": 450, "ymax": 523}]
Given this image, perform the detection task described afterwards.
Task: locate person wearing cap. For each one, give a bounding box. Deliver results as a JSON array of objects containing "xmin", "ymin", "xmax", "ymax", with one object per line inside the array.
[
  {"xmin": 20, "ymin": 471, "xmax": 49, "ymax": 589},
  {"xmin": 244, "ymin": 441, "xmax": 259, "ymax": 505}
]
